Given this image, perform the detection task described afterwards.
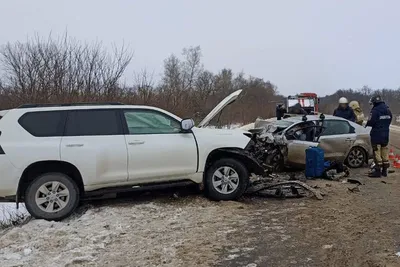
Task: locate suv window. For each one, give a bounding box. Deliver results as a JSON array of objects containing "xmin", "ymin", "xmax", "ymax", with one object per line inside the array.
[
  {"xmin": 321, "ymin": 120, "xmax": 353, "ymax": 136},
  {"xmin": 65, "ymin": 110, "xmax": 122, "ymax": 136},
  {"xmin": 124, "ymin": 110, "xmax": 181, "ymax": 134},
  {"xmin": 19, "ymin": 111, "xmax": 66, "ymax": 137}
]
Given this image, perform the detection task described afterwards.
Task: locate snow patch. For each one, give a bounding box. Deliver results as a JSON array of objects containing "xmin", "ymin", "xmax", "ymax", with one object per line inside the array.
[
  {"xmin": 0, "ymin": 200, "xmax": 252, "ymax": 267},
  {"xmin": 0, "ymin": 203, "xmax": 28, "ymax": 222}
]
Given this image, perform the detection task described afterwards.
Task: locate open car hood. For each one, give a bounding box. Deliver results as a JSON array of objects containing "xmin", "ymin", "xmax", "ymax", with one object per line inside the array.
[{"xmin": 198, "ymin": 89, "xmax": 243, "ymax": 128}]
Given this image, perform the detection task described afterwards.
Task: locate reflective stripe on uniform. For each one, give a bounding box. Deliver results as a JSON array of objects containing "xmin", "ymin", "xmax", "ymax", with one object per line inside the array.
[{"xmin": 379, "ymin": 115, "xmax": 391, "ymax": 120}]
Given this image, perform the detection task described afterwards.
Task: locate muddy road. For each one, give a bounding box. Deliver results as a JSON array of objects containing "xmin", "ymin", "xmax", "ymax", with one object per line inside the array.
[
  {"xmin": 217, "ymin": 172, "xmax": 400, "ymax": 267},
  {"xmin": 216, "ymin": 130, "xmax": 400, "ymax": 267}
]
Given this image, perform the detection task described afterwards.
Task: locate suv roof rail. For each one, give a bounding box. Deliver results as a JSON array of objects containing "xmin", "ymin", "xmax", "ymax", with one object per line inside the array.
[{"xmin": 17, "ymin": 102, "xmax": 125, "ymax": 109}]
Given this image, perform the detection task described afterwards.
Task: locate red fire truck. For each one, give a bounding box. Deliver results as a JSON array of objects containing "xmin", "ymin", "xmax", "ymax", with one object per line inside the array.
[{"xmin": 286, "ymin": 92, "xmax": 320, "ymax": 115}]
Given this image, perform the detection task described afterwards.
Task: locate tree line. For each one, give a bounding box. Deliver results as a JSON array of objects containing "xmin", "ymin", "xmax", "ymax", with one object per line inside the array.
[
  {"xmin": 0, "ymin": 34, "xmax": 279, "ymax": 126},
  {"xmin": 0, "ymin": 34, "xmax": 398, "ymax": 126}
]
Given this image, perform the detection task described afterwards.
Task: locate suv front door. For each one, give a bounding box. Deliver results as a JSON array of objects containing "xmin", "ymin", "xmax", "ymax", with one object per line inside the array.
[
  {"xmin": 122, "ymin": 109, "xmax": 197, "ymax": 184},
  {"xmin": 60, "ymin": 109, "xmax": 128, "ymax": 186}
]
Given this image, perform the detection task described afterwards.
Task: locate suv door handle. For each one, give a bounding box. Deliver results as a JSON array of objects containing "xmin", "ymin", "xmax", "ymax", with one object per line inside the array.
[
  {"xmin": 128, "ymin": 140, "xmax": 145, "ymax": 145},
  {"xmin": 66, "ymin": 144, "xmax": 84, "ymax": 147}
]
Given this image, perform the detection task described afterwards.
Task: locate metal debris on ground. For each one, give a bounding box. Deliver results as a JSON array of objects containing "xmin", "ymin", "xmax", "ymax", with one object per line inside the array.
[
  {"xmin": 348, "ymin": 186, "xmax": 360, "ymax": 193},
  {"xmin": 246, "ymin": 174, "xmax": 323, "ymax": 200},
  {"xmin": 346, "ymin": 178, "xmax": 363, "ymax": 185},
  {"xmin": 323, "ymin": 162, "xmax": 350, "ymax": 181}
]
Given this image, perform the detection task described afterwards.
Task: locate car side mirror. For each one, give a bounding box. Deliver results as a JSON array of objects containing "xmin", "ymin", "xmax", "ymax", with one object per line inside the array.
[{"xmin": 181, "ymin": 118, "xmax": 195, "ymax": 131}]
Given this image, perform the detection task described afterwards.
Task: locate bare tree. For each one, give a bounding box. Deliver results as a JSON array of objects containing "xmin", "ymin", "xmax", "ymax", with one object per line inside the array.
[
  {"xmin": 0, "ymin": 32, "xmax": 132, "ymax": 105},
  {"xmin": 133, "ymin": 69, "xmax": 155, "ymax": 105},
  {"xmin": 160, "ymin": 54, "xmax": 185, "ymax": 112},
  {"xmin": 181, "ymin": 46, "xmax": 203, "ymax": 90}
]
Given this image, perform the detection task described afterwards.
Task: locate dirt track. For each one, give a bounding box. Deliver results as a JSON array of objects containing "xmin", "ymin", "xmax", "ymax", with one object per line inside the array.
[
  {"xmin": 214, "ymin": 130, "xmax": 400, "ymax": 267},
  {"xmin": 216, "ymin": 171, "xmax": 400, "ymax": 267}
]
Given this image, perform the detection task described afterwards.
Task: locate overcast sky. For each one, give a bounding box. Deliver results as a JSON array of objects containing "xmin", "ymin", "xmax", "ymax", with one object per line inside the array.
[{"xmin": 1, "ymin": 0, "xmax": 399, "ymax": 95}]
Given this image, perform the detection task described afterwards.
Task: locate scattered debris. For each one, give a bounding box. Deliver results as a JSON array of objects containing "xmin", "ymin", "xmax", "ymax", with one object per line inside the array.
[
  {"xmin": 324, "ymin": 162, "xmax": 349, "ymax": 181},
  {"xmin": 323, "ymin": 244, "xmax": 333, "ymax": 249},
  {"xmin": 348, "ymin": 186, "xmax": 360, "ymax": 193},
  {"xmin": 347, "ymin": 178, "xmax": 363, "ymax": 185},
  {"xmin": 247, "ymin": 178, "xmax": 324, "ymax": 200}
]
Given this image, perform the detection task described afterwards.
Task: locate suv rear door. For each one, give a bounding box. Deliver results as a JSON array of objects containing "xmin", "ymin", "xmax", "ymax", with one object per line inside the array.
[
  {"xmin": 60, "ymin": 109, "xmax": 128, "ymax": 186},
  {"xmin": 13, "ymin": 110, "xmax": 67, "ymax": 168}
]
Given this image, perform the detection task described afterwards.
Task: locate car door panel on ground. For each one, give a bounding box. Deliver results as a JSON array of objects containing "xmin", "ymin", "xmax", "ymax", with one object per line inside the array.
[
  {"xmin": 123, "ymin": 109, "xmax": 197, "ymax": 183},
  {"xmin": 60, "ymin": 109, "xmax": 128, "ymax": 186},
  {"xmin": 318, "ymin": 120, "xmax": 356, "ymax": 161}
]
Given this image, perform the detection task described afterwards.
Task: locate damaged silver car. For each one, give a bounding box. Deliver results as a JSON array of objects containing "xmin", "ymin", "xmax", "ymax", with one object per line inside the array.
[{"xmin": 244, "ymin": 114, "xmax": 373, "ymax": 171}]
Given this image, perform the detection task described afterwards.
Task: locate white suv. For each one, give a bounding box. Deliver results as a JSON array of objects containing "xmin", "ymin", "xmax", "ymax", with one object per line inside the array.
[{"xmin": 0, "ymin": 90, "xmax": 265, "ymax": 220}]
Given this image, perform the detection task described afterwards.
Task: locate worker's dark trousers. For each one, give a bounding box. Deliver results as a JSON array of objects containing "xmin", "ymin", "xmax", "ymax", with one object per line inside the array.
[{"xmin": 372, "ymin": 143, "xmax": 390, "ymax": 168}]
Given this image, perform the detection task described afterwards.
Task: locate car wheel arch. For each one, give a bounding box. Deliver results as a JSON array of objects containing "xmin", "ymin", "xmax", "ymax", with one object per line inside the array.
[
  {"xmin": 346, "ymin": 146, "xmax": 368, "ymax": 166},
  {"xmin": 203, "ymin": 148, "xmax": 264, "ymax": 182},
  {"xmin": 17, "ymin": 160, "xmax": 84, "ymax": 204}
]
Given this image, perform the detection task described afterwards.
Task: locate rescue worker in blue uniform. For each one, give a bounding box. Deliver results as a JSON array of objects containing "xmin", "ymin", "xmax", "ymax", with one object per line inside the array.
[
  {"xmin": 333, "ymin": 97, "xmax": 356, "ymax": 122},
  {"xmin": 366, "ymin": 95, "xmax": 392, "ymax": 177}
]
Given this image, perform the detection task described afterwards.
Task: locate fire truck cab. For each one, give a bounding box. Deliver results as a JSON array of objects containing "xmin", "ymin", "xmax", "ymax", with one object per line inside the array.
[{"xmin": 286, "ymin": 93, "xmax": 319, "ymax": 115}]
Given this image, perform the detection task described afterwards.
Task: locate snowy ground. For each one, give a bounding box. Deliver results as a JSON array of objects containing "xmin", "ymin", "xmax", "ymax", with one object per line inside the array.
[
  {"xmin": 4, "ymin": 174, "xmax": 400, "ymax": 267},
  {"xmin": 0, "ymin": 196, "xmax": 258, "ymax": 267},
  {"xmin": 0, "ymin": 204, "xmax": 27, "ymax": 223}
]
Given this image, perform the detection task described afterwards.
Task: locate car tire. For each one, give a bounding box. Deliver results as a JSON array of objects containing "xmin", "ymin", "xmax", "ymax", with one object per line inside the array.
[
  {"xmin": 205, "ymin": 158, "xmax": 249, "ymax": 201},
  {"xmin": 24, "ymin": 173, "xmax": 80, "ymax": 221},
  {"xmin": 346, "ymin": 147, "xmax": 366, "ymax": 168}
]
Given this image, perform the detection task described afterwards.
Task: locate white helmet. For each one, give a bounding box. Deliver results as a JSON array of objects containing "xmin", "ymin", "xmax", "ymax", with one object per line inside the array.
[{"xmin": 339, "ymin": 97, "xmax": 348, "ymax": 104}]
